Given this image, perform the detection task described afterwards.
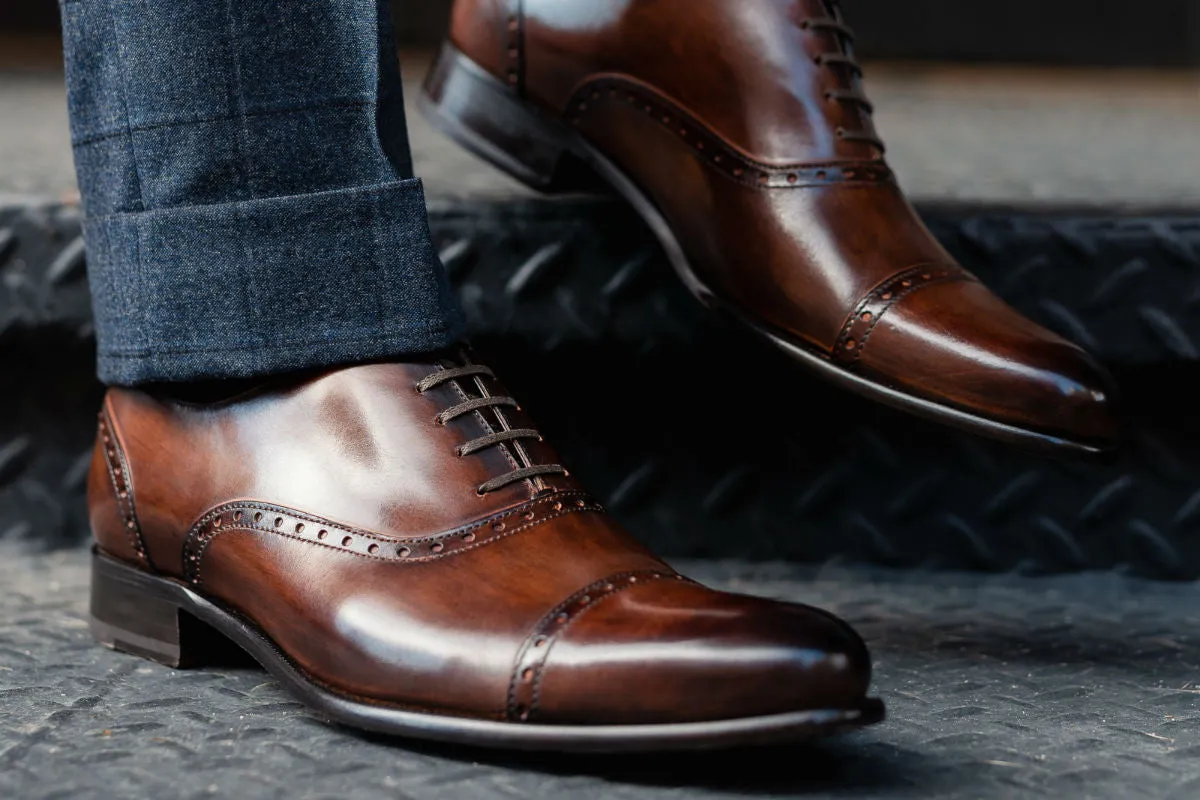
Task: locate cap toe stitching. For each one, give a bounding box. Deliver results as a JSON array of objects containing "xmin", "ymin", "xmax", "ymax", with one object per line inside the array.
[
  {"xmin": 833, "ymin": 264, "xmax": 975, "ymax": 364},
  {"xmin": 505, "ymin": 570, "xmax": 683, "ymax": 723}
]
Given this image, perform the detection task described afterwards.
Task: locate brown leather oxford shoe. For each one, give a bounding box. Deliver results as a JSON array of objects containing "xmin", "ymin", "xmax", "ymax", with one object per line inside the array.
[
  {"xmin": 424, "ymin": 0, "xmax": 1119, "ymax": 455},
  {"xmin": 88, "ymin": 356, "xmax": 882, "ymax": 750}
]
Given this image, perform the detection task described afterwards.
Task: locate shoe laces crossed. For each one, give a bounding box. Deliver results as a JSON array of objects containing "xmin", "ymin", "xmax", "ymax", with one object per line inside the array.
[
  {"xmin": 801, "ymin": 0, "xmax": 885, "ymax": 153},
  {"xmin": 416, "ymin": 363, "xmax": 567, "ymax": 495}
]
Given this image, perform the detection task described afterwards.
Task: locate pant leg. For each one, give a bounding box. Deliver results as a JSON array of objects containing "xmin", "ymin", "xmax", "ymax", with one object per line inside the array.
[{"xmin": 60, "ymin": 0, "xmax": 464, "ymax": 385}]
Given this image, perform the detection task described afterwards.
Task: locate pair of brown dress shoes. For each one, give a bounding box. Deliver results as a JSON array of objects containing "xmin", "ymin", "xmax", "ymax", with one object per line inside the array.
[{"xmin": 88, "ymin": 0, "xmax": 1118, "ymax": 751}]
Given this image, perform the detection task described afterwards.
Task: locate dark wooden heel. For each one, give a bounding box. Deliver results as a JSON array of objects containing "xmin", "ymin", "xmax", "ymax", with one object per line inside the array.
[
  {"xmin": 90, "ymin": 549, "xmax": 199, "ymax": 668},
  {"xmin": 420, "ymin": 42, "xmax": 600, "ymax": 193}
]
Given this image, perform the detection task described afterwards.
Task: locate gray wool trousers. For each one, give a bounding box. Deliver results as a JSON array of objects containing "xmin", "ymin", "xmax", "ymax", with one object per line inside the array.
[{"xmin": 59, "ymin": 0, "xmax": 465, "ymax": 385}]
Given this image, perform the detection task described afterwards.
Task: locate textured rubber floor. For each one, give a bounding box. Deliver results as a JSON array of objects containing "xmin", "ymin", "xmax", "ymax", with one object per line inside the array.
[{"xmin": 4, "ymin": 543, "xmax": 1200, "ymax": 799}]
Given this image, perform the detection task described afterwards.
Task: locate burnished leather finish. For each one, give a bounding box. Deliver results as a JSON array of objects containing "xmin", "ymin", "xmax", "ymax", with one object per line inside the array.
[
  {"xmin": 88, "ymin": 358, "xmax": 881, "ymax": 747},
  {"xmin": 430, "ymin": 0, "xmax": 1119, "ymax": 454}
]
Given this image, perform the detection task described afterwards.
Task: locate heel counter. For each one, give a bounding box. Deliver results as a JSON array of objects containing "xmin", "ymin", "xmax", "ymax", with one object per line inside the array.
[
  {"xmin": 88, "ymin": 406, "xmax": 151, "ymax": 569},
  {"xmin": 447, "ymin": 0, "xmax": 521, "ymax": 89}
]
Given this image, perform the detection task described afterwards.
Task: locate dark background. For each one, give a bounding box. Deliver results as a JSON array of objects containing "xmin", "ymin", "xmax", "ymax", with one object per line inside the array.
[{"xmin": 4, "ymin": 0, "xmax": 1200, "ymax": 67}]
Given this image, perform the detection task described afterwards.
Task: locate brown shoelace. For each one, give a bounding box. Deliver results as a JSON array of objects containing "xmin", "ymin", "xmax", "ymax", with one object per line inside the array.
[
  {"xmin": 802, "ymin": 1, "xmax": 886, "ymax": 153},
  {"xmin": 415, "ymin": 364, "xmax": 567, "ymax": 495}
]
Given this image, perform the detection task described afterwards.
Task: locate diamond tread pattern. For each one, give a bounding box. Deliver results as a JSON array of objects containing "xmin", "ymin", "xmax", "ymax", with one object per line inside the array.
[
  {"xmin": 3, "ymin": 544, "xmax": 1200, "ymax": 799},
  {"xmin": 5, "ymin": 200, "xmax": 1200, "ymax": 577}
]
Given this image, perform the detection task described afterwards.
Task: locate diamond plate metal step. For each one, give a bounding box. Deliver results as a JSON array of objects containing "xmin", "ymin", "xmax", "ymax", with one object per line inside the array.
[
  {"xmin": 4, "ymin": 543, "xmax": 1200, "ymax": 799},
  {"xmin": 5, "ymin": 198, "xmax": 1200, "ymax": 578}
]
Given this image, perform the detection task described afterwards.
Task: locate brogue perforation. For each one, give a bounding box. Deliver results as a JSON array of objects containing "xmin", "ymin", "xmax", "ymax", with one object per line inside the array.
[
  {"xmin": 567, "ymin": 77, "xmax": 894, "ymax": 190},
  {"xmin": 181, "ymin": 491, "xmax": 604, "ymax": 584}
]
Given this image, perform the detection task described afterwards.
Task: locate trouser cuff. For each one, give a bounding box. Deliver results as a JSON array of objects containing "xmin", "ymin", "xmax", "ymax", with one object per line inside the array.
[{"xmin": 85, "ymin": 179, "xmax": 464, "ymax": 385}]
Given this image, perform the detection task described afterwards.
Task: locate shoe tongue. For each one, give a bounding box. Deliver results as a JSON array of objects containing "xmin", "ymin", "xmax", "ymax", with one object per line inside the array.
[{"xmin": 432, "ymin": 344, "xmax": 475, "ymax": 371}]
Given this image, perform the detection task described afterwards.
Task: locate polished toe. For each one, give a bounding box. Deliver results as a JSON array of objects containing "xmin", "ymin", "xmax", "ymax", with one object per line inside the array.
[
  {"xmin": 858, "ymin": 278, "xmax": 1118, "ymax": 448},
  {"xmin": 531, "ymin": 579, "xmax": 871, "ymax": 725}
]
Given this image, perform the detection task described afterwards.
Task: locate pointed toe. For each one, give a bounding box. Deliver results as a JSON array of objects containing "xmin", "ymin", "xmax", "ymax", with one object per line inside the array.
[{"xmin": 857, "ymin": 278, "xmax": 1119, "ymax": 451}]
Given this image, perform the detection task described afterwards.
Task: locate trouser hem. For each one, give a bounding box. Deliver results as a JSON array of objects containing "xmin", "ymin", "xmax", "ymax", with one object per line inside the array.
[{"xmin": 84, "ymin": 178, "xmax": 464, "ymax": 384}]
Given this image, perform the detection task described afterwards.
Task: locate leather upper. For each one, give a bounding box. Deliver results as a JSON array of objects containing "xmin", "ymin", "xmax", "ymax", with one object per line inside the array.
[
  {"xmin": 89, "ymin": 360, "xmax": 871, "ymax": 724},
  {"xmin": 447, "ymin": 0, "xmax": 1118, "ymax": 447}
]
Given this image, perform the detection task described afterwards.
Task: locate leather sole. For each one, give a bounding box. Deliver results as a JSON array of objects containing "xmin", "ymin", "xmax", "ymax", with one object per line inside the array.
[
  {"xmin": 419, "ymin": 43, "xmax": 1111, "ymax": 458},
  {"xmin": 89, "ymin": 549, "xmax": 885, "ymax": 752}
]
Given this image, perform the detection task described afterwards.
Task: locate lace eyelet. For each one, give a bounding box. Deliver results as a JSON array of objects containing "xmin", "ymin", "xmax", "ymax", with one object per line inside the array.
[{"xmin": 476, "ymin": 487, "xmax": 487, "ymax": 497}]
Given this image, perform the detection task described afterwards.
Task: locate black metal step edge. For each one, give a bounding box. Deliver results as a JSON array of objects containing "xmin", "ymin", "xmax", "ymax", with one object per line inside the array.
[{"xmin": 5, "ymin": 197, "xmax": 1200, "ymax": 580}]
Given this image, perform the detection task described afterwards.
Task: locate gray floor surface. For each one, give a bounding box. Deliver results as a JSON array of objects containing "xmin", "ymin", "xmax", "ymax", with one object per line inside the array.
[
  {"xmin": 5, "ymin": 543, "xmax": 1200, "ymax": 799},
  {"xmin": 3, "ymin": 42, "xmax": 1200, "ymax": 208}
]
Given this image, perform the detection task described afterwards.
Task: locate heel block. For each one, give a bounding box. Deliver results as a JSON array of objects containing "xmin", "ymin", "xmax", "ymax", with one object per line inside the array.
[
  {"xmin": 90, "ymin": 549, "xmax": 187, "ymax": 667},
  {"xmin": 421, "ymin": 42, "xmax": 600, "ymax": 193}
]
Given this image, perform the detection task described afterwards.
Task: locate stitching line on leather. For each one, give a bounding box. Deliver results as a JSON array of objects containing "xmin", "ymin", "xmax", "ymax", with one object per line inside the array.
[
  {"xmin": 505, "ymin": 0, "xmax": 525, "ymax": 93},
  {"xmin": 98, "ymin": 412, "xmax": 152, "ymax": 569},
  {"xmin": 188, "ymin": 501, "xmax": 598, "ymax": 585},
  {"xmin": 517, "ymin": 0, "xmax": 525, "ymax": 94},
  {"xmin": 833, "ymin": 264, "xmax": 976, "ymax": 364},
  {"xmin": 183, "ymin": 491, "xmax": 601, "ymax": 584},
  {"xmin": 505, "ymin": 570, "xmax": 682, "ymax": 722},
  {"xmin": 566, "ymin": 74, "xmax": 894, "ymax": 190}
]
